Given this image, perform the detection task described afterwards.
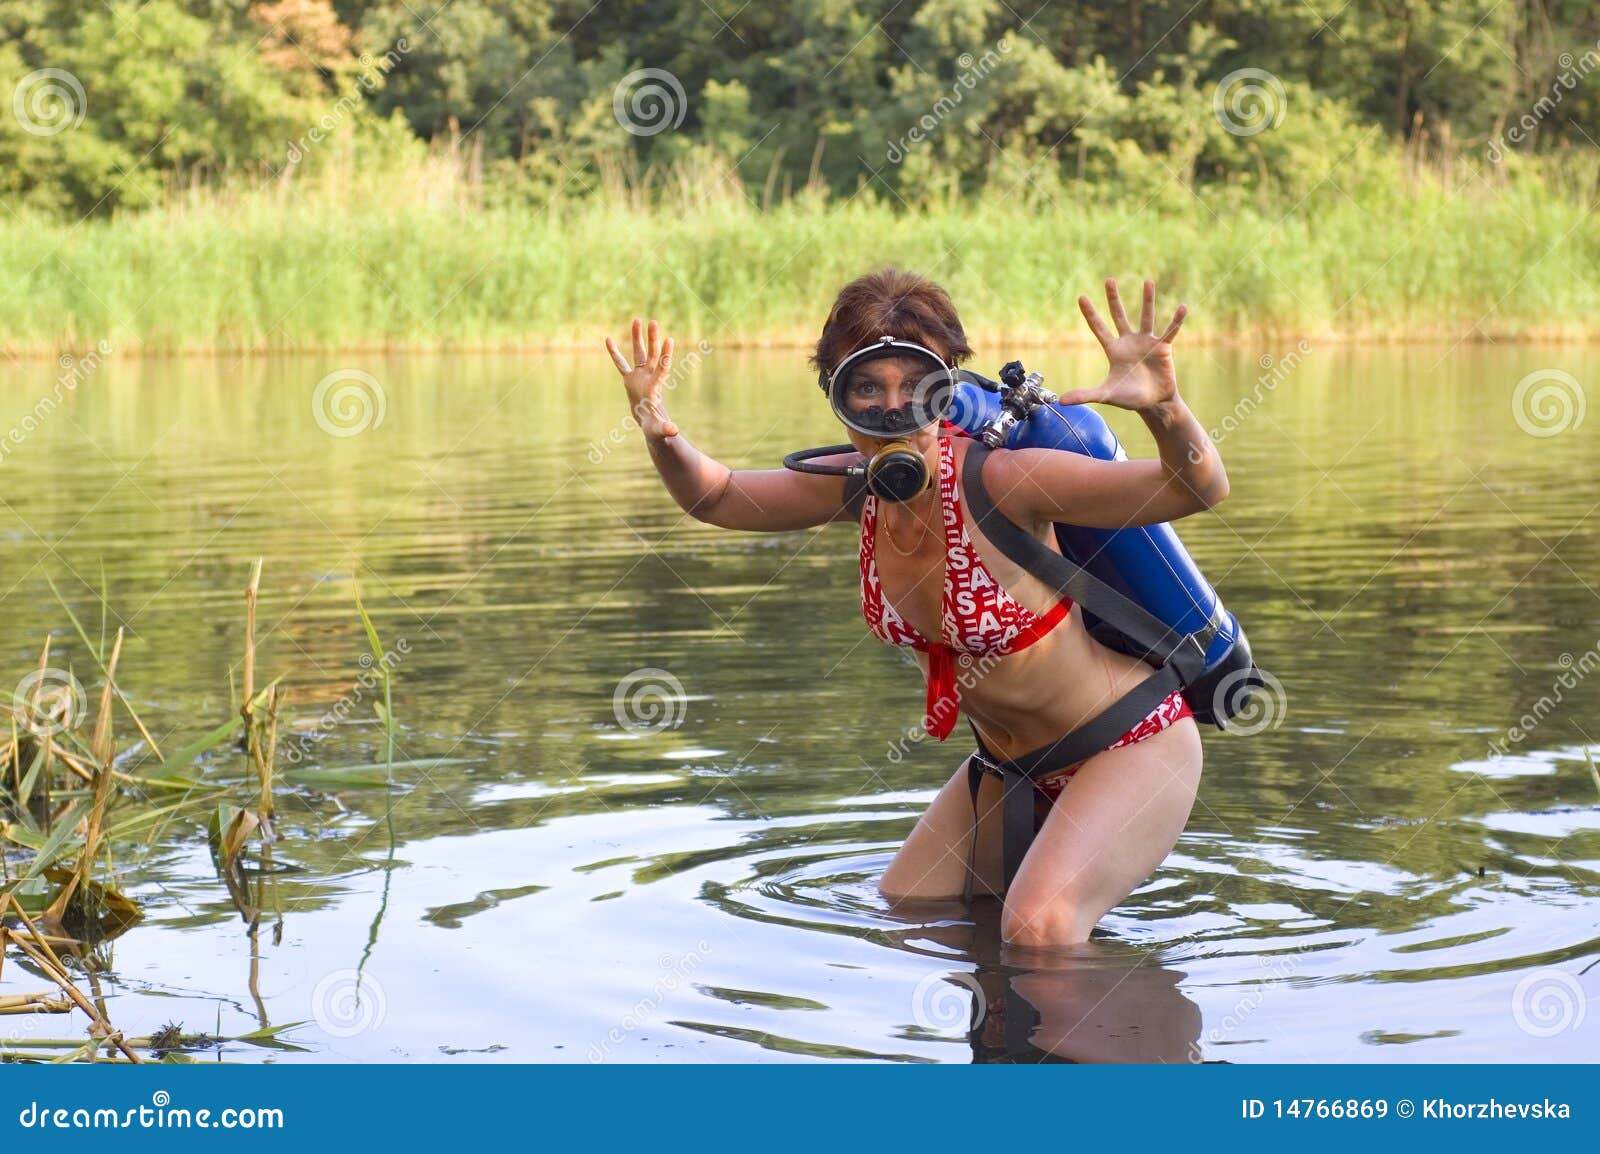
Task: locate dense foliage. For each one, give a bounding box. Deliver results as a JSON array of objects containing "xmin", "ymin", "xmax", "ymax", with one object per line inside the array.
[{"xmin": 3, "ymin": 0, "xmax": 1597, "ymax": 216}]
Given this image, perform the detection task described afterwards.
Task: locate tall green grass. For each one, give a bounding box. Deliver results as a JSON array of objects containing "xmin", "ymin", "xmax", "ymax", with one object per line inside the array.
[{"xmin": 2, "ymin": 159, "xmax": 1595, "ymax": 354}]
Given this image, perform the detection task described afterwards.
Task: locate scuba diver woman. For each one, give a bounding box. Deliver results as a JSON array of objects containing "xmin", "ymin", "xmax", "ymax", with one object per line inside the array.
[{"xmin": 603, "ymin": 268, "xmax": 1231, "ymax": 948}]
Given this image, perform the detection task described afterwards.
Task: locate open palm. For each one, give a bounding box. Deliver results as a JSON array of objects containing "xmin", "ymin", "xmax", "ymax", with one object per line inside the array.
[
  {"xmin": 604, "ymin": 317, "xmax": 678, "ymax": 438},
  {"xmin": 1058, "ymin": 279, "xmax": 1188, "ymax": 411}
]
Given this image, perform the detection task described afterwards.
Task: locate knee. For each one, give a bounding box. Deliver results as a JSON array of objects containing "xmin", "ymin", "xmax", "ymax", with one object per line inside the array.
[
  {"xmin": 876, "ymin": 874, "xmax": 909, "ymax": 903},
  {"xmin": 1000, "ymin": 891, "xmax": 1095, "ymax": 947}
]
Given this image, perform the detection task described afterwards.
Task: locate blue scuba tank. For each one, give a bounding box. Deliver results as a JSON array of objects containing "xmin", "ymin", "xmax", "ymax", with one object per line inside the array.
[{"xmin": 945, "ymin": 379, "xmax": 1258, "ymax": 728}]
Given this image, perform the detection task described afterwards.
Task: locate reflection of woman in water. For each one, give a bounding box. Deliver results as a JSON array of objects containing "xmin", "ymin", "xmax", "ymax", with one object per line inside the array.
[{"xmin": 606, "ymin": 268, "xmax": 1229, "ymax": 947}]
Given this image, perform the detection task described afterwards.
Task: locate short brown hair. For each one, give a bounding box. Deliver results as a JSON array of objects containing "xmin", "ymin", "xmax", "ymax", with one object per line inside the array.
[{"xmin": 810, "ymin": 268, "xmax": 974, "ymax": 382}]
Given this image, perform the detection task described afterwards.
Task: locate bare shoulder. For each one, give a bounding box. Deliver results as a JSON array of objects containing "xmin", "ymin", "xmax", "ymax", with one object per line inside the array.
[{"xmin": 964, "ymin": 443, "xmax": 1069, "ymax": 525}]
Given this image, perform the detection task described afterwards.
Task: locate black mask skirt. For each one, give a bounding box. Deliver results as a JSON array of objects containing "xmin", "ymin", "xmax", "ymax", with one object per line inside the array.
[{"xmin": 782, "ymin": 336, "xmax": 955, "ymax": 503}]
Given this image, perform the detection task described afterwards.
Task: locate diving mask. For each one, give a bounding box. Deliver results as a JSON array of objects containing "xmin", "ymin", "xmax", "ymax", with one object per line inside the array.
[
  {"xmin": 820, "ymin": 335, "xmax": 956, "ymax": 437},
  {"xmin": 780, "ymin": 336, "xmax": 956, "ymax": 503}
]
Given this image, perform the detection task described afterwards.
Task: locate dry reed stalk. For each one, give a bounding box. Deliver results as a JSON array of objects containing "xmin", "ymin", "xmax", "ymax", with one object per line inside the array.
[
  {"xmin": 45, "ymin": 628, "xmax": 122, "ymax": 922},
  {"xmin": 258, "ymin": 684, "xmax": 278, "ymax": 829},
  {"xmin": 0, "ymin": 990, "xmax": 71, "ymax": 1013},
  {"xmin": 48, "ymin": 744, "xmax": 137, "ymax": 788},
  {"xmin": 2, "ymin": 893, "xmax": 141, "ymax": 1062}
]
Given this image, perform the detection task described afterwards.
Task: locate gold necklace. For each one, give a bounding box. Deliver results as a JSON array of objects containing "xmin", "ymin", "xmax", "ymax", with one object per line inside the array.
[{"xmin": 880, "ymin": 500, "xmax": 934, "ymax": 556}]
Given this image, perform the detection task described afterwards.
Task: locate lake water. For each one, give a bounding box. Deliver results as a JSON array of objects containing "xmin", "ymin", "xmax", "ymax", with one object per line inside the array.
[{"xmin": 2, "ymin": 342, "xmax": 1598, "ymax": 1063}]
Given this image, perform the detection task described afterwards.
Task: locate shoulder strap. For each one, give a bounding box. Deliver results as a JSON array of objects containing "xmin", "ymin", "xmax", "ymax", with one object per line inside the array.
[
  {"xmin": 959, "ymin": 441, "xmax": 1214, "ymax": 682},
  {"xmin": 842, "ymin": 472, "xmax": 869, "ymax": 521}
]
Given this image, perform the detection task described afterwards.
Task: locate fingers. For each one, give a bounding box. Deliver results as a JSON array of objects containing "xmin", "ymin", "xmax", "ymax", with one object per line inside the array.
[
  {"xmin": 653, "ymin": 335, "xmax": 675, "ymax": 383},
  {"xmin": 1105, "ymin": 278, "xmax": 1132, "ymax": 335},
  {"xmin": 1160, "ymin": 303, "xmax": 1189, "ymax": 344},
  {"xmin": 1078, "ymin": 295, "xmax": 1116, "ymax": 350},
  {"xmin": 1139, "ymin": 279, "xmax": 1155, "ymax": 334},
  {"xmin": 1056, "ymin": 385, "xmax": 1108, "ymax": 407},
  {"xmin": 604, "ymin": 336, "xmax": 631, "ymax": 375},
  {"xmin": 614, "ymin": 318, "xmax": 675, "ymax": 380}
]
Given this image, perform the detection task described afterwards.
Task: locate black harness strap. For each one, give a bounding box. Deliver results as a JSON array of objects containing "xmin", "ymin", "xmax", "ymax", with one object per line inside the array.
[
  {"xmin": 842, "ymin": 471, "xmax": 869, "ymax": 521},
  {"xmin": 959, "ymin": 441, "xmax": 1216, "ymax": 680},
  {"xmin": 954, "ymin": 440, "xmax": 1210, "ymax": 899},
  {"xmin": 962, "ymin": 747, "xmax": 1043, "ymax": 902}
]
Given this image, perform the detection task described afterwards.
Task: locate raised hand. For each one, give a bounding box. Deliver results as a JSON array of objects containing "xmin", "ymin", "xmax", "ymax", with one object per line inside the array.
[
  {"xmin": 604, "ymin": 317, "xmax": 679, "ymax": 439},
  {"xmin": 1058, "ymin": 279, "xmax": 1188, "ymax": 412}
]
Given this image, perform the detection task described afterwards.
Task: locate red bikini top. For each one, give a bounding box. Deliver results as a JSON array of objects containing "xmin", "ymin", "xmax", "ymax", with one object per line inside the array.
[{"xmin": 859, "ymin": 434, "xmax": 1072, "ymax": 739}]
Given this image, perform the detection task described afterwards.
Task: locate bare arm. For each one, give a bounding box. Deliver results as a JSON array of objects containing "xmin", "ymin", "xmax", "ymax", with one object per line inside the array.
[
  {"xmin": 645, "ymin": 431, "xmax": 859, "ymax": 530},
  {"xmin": 990, "ymin": 279, "xmax": 1229, "ymax": 529},
  {"xmin": 605, "ymin": 318, "xmax": 858, "ymax": 531}
]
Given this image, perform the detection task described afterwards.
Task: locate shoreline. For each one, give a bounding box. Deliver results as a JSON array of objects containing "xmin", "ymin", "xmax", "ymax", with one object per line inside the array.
[{"xmin": 6, "ymin": 326, "xmax": 1597, "ymax": 361}]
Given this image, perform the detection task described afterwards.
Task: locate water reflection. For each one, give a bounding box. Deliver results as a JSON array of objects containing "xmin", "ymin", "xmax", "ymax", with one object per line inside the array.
[
  {"xmin": 1, "ymin": 344, "xmax": 1598, "ymax": 1062},
  {"xmin": 885, "ymin": 902, "xmax": 1205, "ymax": 1063}
]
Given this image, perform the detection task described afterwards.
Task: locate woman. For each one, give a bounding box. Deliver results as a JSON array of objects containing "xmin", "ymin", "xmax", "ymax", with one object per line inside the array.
[{"xmin": 604, "ymin": 269, "xmax": 1229, "ymax": 947}]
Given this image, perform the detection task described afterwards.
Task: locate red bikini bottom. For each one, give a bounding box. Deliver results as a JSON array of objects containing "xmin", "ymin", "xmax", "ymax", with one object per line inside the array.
[{"xmin": 1030, "ymin": 688, "xmax": 1194, "ymax": 802}]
